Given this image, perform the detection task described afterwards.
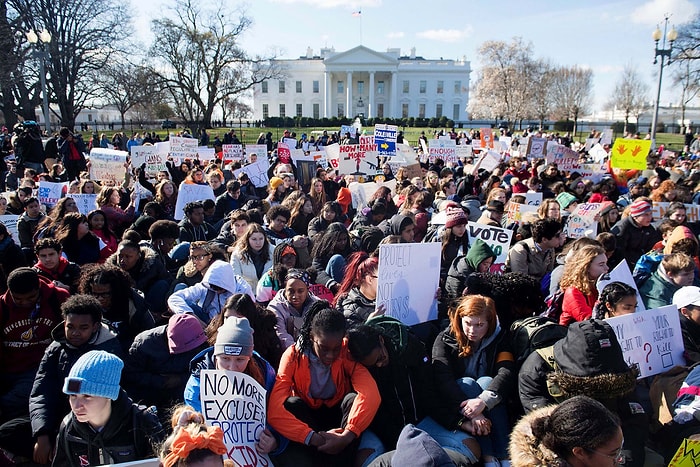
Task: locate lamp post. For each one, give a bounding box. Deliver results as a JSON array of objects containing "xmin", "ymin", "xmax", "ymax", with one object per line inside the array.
[
  {"xmin": 650, "ymin": 16, "xmax": 678, "ymax": 149},
  {"xmin": 25, "ymin": 28, "xmax": 52, "ymax": 134}
]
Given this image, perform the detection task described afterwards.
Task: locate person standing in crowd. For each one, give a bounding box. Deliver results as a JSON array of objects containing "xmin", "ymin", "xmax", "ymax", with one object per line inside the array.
[{"xmin": 57, "ymin": 128, "xmax": 87, "ymax": 181}]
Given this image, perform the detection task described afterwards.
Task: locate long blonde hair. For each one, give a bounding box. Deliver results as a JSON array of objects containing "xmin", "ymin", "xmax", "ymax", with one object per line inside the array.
[{"xmin": 559, "ymin": 244, "xmax": 606, "ymax": 296}]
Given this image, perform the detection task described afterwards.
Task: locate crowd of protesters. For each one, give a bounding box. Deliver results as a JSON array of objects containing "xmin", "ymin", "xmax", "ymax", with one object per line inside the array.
[{"xmin": 1, "ymin": 120, "xmax": 700, "ymax": 466}]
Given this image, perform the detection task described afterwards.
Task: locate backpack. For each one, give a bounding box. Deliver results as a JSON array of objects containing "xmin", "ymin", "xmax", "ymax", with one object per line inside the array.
[
  {"xmin": 540, "ymin": 288, "xmax": 566, "ymax": 322},
  {"xmin": 510, "ymin": 316, "xmax": 567, "ymax": 365}
]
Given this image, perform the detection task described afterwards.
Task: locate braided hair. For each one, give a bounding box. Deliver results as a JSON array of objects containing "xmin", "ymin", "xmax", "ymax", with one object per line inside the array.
[
  {"xmin": 592, "ymin": 281, "xmax": 637, "ymax": 319},
  {"xmin": 295, "ymin": 300, "xmax": 346, "ymax": 361}
]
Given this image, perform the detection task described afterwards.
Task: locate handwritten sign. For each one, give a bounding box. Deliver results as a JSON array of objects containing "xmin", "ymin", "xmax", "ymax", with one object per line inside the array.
[
  {"xmin": 38, "ymin": 181, "xmax": 67, "ymax": 208},
  {"xmin": 170, "ymin": 137, "xmax": 198, "ymax": 161},
  {"xmin": 89, "ymin": 148, "xmax": 127, "ymax": 182},
  {"xmin": 480, "ymin": 128, "xmax": 494, "ymax": 149},
  {"xmin": 200, "ymin": 370, "xmax": 270, "ymax": 467},
  {"xmin": 376, "ymin": 243, "xmax": 440, "ymax": 326},
  {"xmin": 611, "ymin": 138, "xmax": 652, "ymax": 170},
  {"xmin": 131, "ymin": 145, "xmax": 166, "ymax": 174},
  {"xmin": 522, "ymin": 193, "xmax": 543, "ymax": 206},
  {"xmin": 466, "ymin": 222, "xmax": 513, "ymax": 274},
  {"xmin": 606, "ymin": 305, "xmax": 683, "ymax": 378},
  {"xmin": 505, "ymin": 203, "xmax": 539, "ymax": 225},
  {"xmin": 222, "ymin": 144, "xmax": 244, "ymax": 162},
  {"xmin": 428, "ymin": 139, "xmax": 457, "ymax": 164},
  {"xmin": 374, "ymin": 124, "xmax": 397, "ymax": 157},
  {"xmin": 669, "ymin": 438, "xmax": 700, "ymax": 466},
  {"xmin": 71, "ymin": 194, "xmax": 98, "ymax": 215},
  {"xmin": 244, "ymin": 144, "xmax": 267, "ymax": 164},
  {"xmin": 340, "ymin": 125, "xmax": 357, "ymax": 139},
  {"xmin": 0, "ymin": 214, "xmax": 20, "ymax": 244},
  {"xmin": 564, "ymin": 203, "xmax": 605, "ymax": 239},
  {"xmin": 652, "ymin": 202, "xmax": 700, "ymax": 222},
  {"xmin": 174, "ymin": 183, "xmax": 215, "ymax": 220},
  {"xmin": 233, "ymin": 158, "xmax": 270, "ymax": 188}
]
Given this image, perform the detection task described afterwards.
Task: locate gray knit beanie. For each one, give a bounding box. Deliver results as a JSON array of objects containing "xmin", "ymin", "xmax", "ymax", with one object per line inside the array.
[{"xmin": 214, "ymin": 317, "xmax": 254, "ymax": 357}]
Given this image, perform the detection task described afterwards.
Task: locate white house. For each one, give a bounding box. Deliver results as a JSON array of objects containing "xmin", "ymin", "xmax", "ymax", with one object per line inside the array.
[{"xmin": 253, "ymin": 45, "xmax": 471, "ymax": 122}]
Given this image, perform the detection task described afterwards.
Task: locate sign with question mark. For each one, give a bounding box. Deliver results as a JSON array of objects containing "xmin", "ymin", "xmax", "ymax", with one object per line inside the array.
[{"xmin": 605, "ymin": 305, "xmax": 684, "ymax": 379}]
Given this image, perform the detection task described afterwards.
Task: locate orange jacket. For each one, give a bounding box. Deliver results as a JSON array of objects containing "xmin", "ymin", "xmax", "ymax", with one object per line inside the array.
[{"xmin": 268, "ymin": 340, "xmax": 380, "ymax": 444}]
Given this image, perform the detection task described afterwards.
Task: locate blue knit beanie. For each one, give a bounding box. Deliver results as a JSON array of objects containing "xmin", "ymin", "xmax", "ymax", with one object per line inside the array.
[{"xmin": 63, "ymin": 350, "xmax": 123, "ymax": 400}]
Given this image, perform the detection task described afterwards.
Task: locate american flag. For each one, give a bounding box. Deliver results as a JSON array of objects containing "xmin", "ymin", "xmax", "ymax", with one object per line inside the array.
[{"xmin": 352, "ymin": 10, "xmax": 361, "ymax": 16}]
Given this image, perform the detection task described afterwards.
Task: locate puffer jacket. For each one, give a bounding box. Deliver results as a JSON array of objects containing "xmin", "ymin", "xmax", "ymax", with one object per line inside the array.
[
  {"xmin": 106, "ymin": 246, "xmax": 171, "ymax": 293},
  {"xmin": 508, "ymin": 405, "xmax": 567, "ymax": 467},
  {"xmin": 444, "ymin": 238, "xmax": 496, "ymax": 300},
  {"xmin": 267, "ymin": 289, "xmax": 319, "ymax": 349},
  {"xmin": 337, "ymin": 287, "xmax": 375, "ymax": 327}
]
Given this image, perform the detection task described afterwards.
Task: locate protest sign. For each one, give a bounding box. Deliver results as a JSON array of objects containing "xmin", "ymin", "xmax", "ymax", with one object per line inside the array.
[
  {"xmin": 597, "ymin": 260, "xmax": 646, "ymax": 312},
  {"xmin": 651, "ymin": 202, "xmax": 700, "ymax": 222},
  {"xmin": 277, "ymin": 142, "xmax": 292, "ymax": 164},
  {"xmin": 131, "ymin": 145, "xmax": 166, "ymax": 174},
  {"xmin": 554, "ymin": 147, "xmax": 582, "ymax": 172},
  {"xmin": 347, "ymin": 180, "xmax": 396, "ymax": 208},
  {"xmin": 455, "ymin": 144, "xmax": 473, "ymax": 160},
  {"xmin": 466, "ymin": 222, "xmax": 513, "ymax": 274},
  {"xmin": 563, "ymin": 203, "xmax": 605, "ymax": 239},
  {"xmin": 600, "ymin": 129, "xmax": 613, "ymax": 146},
  {"xmin": 169, "ymin": 137, "xmax": 198, "ymax": 162},
  {"xmin": 545, "ymin": 143, "xmax": 564, "ymax": 165},
  {"xmin": 480, "ymin": 128, "xmax": 494, "ymax": 149},
  {"xmin": 375, "ymin": 124, "xmax": 397, "ymax": 157},
  {"xmin": 296, "ymin": 160, "xmax": 317, "ymax": 189},
  {"xmin": 585, "ymin": 138, "xmax": 599, "ymax": 151},
  {"xmin": 0, "ymin": 214, "xmax": 20, "ymax": 243},
  {"xmin": 200, "ymin": 370, "xmax": 270, "ymax": 466},
  {"xmin": 282, "ymin": 137, "xmax": 297, "ymax": 151},
  {"xmin": 606, "ymin": 305, "xmax": 683, "ymax": 378},
  {"xmin": 174, "ymin": 183, "xmax": 215, "ymax": 220},
  {"xmin": 197, "ymin": 147, "xmax": 216, "ymax": 162},
  {"xmin": 38, "ymin": 181, "xmax": 67, "ymax": 208},
  {"xmin": 89, "ymin": 148, "xmax": 127, "ymax": 182},
  {"xmin": 522, "ymin": 192, "xmax": 542, "ymax": 206},
  {"xmin": 526, "ymin": 137, "xmax": 547, "ymax": 159},
  {"xmin": 376, "ymin": 243, "xmax": 440, "ymax": 325},
  {"xmin": 610, "ymin": 138, "xmax": 652, "ymax": 170},
  {"xmin": 244, "ymin": 144, "xmax": 268, "ymax": 164},
  {"xmin": 589, "ymin": 143, "xmax": 609, "ymax": 163},
  {"xmin": 428, "ymin": 138, "xmax": 457, "ymax": 164},
  {"xmin": 669, "ymin": 438, "xmax": 700, "ymax": 466},
  {"xmin": 336, "ymin": 144, "xmax": 378, "ymax": 174},
  {"xmin": 473, "ymin": 150, "xmax": 501, "ymax": 174},
  {"xmin": 71, "ymin": 194, "xmax": 98, "ymax": 215},
  {"xmin": 222, "ymin": 144, "xmax": 244, "ymax": 162},
  {"xmin": 577, "ymin": 162, "xmax": 608, "ymax": 183},
  {"xmin": 340, "ymin": 124, "xmax": 357, "ymax": 139},
  {"xmin": 233, "ymin": 158, "xmax": 271, "ymax": 188},
  {"xmin": 505, "ymin": 203, "xmax": 539, "ymax": 225},
  {"xmin": 498, "ymin": 136, "xmax": 512, "ymax": 154}
]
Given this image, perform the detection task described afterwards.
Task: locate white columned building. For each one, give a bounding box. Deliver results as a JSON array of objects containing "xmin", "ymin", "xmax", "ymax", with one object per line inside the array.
[{"xmin": 253, "ymin": 46, "xmax": 471, "ymax": 123}]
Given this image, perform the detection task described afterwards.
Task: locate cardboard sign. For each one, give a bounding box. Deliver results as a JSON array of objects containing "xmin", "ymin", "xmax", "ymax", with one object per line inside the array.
[
  {"xmin": 474, "ymin": 150, "xmax": 501, "ymax": 174},
  {"xmin": 200, "ymin": 370, "xmax": 271, "ymax": 467},
  {"xmin": 0, "ymin": 214, "xmax": 20, "ymax": 244},
  {"xmin": 669, "ymin": 438, "xmax": 700, "ymax": 466},
  {"xmin": 428, "ymin": 138, "xmax": 457, "ymax": 164},
  {"xmin": 597, "ymin": 260, "xmax": 646, "ymax": 312},
  {"xmin": 233, "ymin": 158, "xmax": 271, "ymax": 188},
  {"xmin": 376, "ymin": 243, "xmax": 440, "ymax": 326},
  {"xmin": 375, "ymin": 124, "xmax": 397, "ymax": 157},
  {"xmin": 480, "ymin": 128, "xmax": 494, "ymax": 149},
  {"xmin": 170, "ymin": 137, "xmax": 198, "ymax": 161},
  {"xmin": 606, "ymin": 305, "xmax": 683, "ymax": 378},
  {"xmin": 38, "ymin": 181, "xmax": 67, "ymax": 208},
  {"xmin": 71, "ymin": 194, "xmax": 98, "ymax": 215},
  {"xmin": 611, "ymin": 138, "xmax": 652, "ymax": 170},
  {"xmin": 173, "ymin": 183, "xmax": 215, "ymax": 220},
  {"xmin": 222, "ymin": 144, "xmax": 244, "ymax": 161},
  {"xmin": 652, "ymin": 202, "xmax": 700, "ymax": 222},
  {"xmin": 89, "ymin": 148, "xmax": 127, "ymax": 182},
  {"xmin": 564, "ymin": 203, "xmax": 605, "ymax": 239},
  {"xmin": 466, "ymin": 222, "xmax": 513, "ymax": 274}
]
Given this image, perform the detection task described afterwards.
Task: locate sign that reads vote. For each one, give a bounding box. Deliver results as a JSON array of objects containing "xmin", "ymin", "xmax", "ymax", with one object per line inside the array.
[
  {"xmin": 376, "ymin": 243, "xmax": 440, "ymax": 326},
  {"xmin": 374, "ymin": 124, "xmax": 397, "ymax": 157},
  {"xmin": 466, "ymin": 222, "xmax": 513, "ymax": 274},
  {"xmin": 200, "ymin": 370, "xmax": 270, "ymax": 467},
  {"xmin": 605, "ymin": 305, "xmax": 683, "ymax": 379},
  {"xmin": 611, "ymin": 138, "xmax": 652, "ymax": 170}
]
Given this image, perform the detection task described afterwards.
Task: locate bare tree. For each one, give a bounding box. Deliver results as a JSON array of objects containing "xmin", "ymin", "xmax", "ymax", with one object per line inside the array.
[
  {"xmin": 550, "ymin": 65, "xmax": 593, "ymax": 136},
  {"xmin": 468, "ymin": 38, "xmax": 538, "ymax": 125},
  {"xmin": 149, "ymin": 0, "xmax": 283, "ymax": 130},
  {"xmin": 530, "ymin": 59, "xmax": 555, "ymax": 130},
  {"xmin": 10, "ymin": 0, "xmax": 132, "ymax": 130},
  {"xmin": 672, "ymin": 15, "xmax": 700, "ymax": 133},
  {"xmin": 607, "ymin": 64, "xmax": 650, "ymax": 134},
  {"xmin": 221, "ymin": 96, "xmax": 252, "ymax": 126},
  {"xmin": 672, "ymin": 59, "xmax": 700, "ymax": 133}
]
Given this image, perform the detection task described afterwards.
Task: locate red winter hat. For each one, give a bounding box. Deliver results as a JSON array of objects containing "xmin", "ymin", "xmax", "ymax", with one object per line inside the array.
[
  {"xmin": 629, "ymin": 199, "xmax": 652, "ymax": 218},
  {"xmin": 445, "ymin": 207, "xmax": 468, "ymax": 229}
]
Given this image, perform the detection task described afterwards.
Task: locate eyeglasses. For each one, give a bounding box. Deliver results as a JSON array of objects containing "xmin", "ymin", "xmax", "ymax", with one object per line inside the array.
[
  {"xmin": 189, "ymin": 253, "xmax": 211, "ymax": 261},
  {"xmin": 587, "ymin": 447, "xmax": 625, "ymax": 465}
]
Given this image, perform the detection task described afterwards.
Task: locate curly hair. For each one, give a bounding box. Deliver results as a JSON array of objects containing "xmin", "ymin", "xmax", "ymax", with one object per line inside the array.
[
  {"xmin": 559, "ymin": 244, "xmax": 606, "ymax": 296},
  {"xmin": 650, "ymin": 180, "xmax": 677, "ymax": 202}
]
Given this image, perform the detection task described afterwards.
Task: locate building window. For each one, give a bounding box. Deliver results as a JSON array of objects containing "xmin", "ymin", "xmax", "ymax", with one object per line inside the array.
[
  {"xmin": 279, "ymin": 81, "xmax": 285, "ymax": 93},
  {"xmin": 377, "ymin": 103, "xmax": 384, "ymax": 118},
  {"xmin": 279, "ymin": 104, "xmax": 285, "ymax": 118},
  {"xmin": 337, "ymin": 81, "xmax": 344, "ymax": 94},
  {"xmin": 296, "ymin": 81, "xmax": 302, "ymax": 93},
  {"xmin": 453, "ymin": 104, "xmax": 460, "ymax": 121},
  {"xmin": 358, "ymin": 81, "xmax": 364, "ymax": 95},
  {"xmin": 402, "ymin": 103, "xmax": 409, "ymax": 118},
  {"xmin": 437, "ymin": 80, "xmax": 444, "ymax": 94},
  {"xmin": 313, "ymin": 80, "xmax": 319, "ymax": 93},
  {"xmin": 419, "ymin": 103, "xmax": 426, "ymax": 118},
  {"xmin": 262, "ymin": 104, "xmax": 269, "ymax": 119},
  {"xmin": 454, "ymin": 80, "xmax": 461, "ymax": 94},
  {"xmin": 402, "ymin": 80, "xmax": 409, "ymax": 93},
  {"xmin": 313, "ymin": 103, "xmax": 320, "ymax": 119},
  {"xmin": 377, "ymin": 81, "xmax": 385, "ymax": 95},
  {"xmin": 337, "ymin": 103, "xmax": 344, "ymax": 117},
  {"xmin": 261, "ymin": 81, "xmax": 268, "ymax": 93},
  {"xmin": 436, "ymin": 104, "xmax": 443, "ymax": 118},
  {"xmin": 296, "ymin": 104, "xmax": 303, "ymax": 117}
]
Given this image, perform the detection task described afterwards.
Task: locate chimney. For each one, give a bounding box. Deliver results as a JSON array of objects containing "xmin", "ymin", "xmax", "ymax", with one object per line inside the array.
[
  {"xmin": 306, "ymin": 47, "xmax": 313, "ymax": 58},
  {"xmin": 410, "ymin": 47, "xmax": 416, "ymax": 59}
]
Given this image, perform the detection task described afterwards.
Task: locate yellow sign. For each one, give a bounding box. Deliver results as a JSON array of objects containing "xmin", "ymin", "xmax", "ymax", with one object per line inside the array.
[
  {"xmin": 610, "ymin": 138, "xmax": 651, "ymax": 170},
  {"xmin": 669, "ymin": 438, "xmax": 700, "ymax": 466}
]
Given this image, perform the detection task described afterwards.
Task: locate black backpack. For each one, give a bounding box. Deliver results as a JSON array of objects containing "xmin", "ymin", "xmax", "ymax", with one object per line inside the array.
[{"xmin": 510, "ymin": 315, "xmax": 568, "ymax": 364}]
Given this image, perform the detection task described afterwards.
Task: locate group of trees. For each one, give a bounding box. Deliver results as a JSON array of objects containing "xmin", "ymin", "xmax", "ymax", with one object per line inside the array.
[{"xmin": 0, "ymin": 0, "xmax": 280, "ymax": 131}]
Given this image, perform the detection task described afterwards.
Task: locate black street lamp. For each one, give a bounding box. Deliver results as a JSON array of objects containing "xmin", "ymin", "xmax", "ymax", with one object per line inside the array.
[
  {"xmin": 25, "ymin": 28, "xmax": 52, "ymax": 134},
  {"xmin": 650, "ymin": 16, "xmax": 678, "ymax": 148}
]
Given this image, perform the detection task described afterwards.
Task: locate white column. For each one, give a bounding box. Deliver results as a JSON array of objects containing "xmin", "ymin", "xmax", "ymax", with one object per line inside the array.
[
  {"xmin": 391, "ymin": 71, "xmax": 398, "ymax": 118},
  {"xmin": 346, "ymin": 72, "xmax": 353, "ymax": 117},
  {"xmin": 368, "ymin": 71, "xmax": 375, "ymax": 119},
  {"xmin": 324, "ymin": 71, "xmax": 330, "ymax": 118}
]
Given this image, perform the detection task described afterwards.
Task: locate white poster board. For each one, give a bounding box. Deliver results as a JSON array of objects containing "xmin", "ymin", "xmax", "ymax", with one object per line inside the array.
[
  {"xmin": 71, "ymin": 194, "xmax": 98, "ymax": 215},
  {"xmin": 522, "ymin": 192, "xmax": 543, "ymax": 206},
  {"xmin": 38, "ymin": 181, "xmax": 67, "ymax": 208},
  {"xmin": 233, "ymin": 158, "xmax": 271, "ymax": 188},
  {"xmin": 466, "ymin": 222, "xmax": 513, "ymax": 274},
  {"xmin": 170, "ymin": 137, "xmax": 198, "ymax": 161},
  {"xmin": 222, "ymin": 144, "xmax": 244, "ymax": 161},
  {"xmin": 606, "ymin": 305, "xmax": 684, "ymax": 378},
  {"xmin": 173, "ymin": 183, "xmax": 215, "ymax": 221},
  {"xmin": 0, "ymin": 214, "xmax": 20, "ymax": 243},
  {"xmin": 244, "ymin": 144, "xmax": 268, "ymax": 164},
  {"xmin": 376, "ymin": 242, "xmax": 440, "ymax": 325},
  {"xmin": 597, "ymin": 260, "xmax": 646, "ymax": 312},
  {"xmin": 428, "ymin": 138, "xmax": 457, "ymax": 164},
  {"xmin": 563, "ymin": 203, "xmax": 604, "ymax": 239},
  {"xmin": 347, "ymin": 180, "xmax": 396, "ymax": 209},
  {"xmin": 200, "ymin": 370, "xmax": 270, "ymax": 466},
  {"xmin": 131, "ymin": 145, "xmax": 166, "ymax": 174},
  {"xmin": 474, "ymin": 150, "xmax": 501, "ymax": 174},
  {"xmin": 89, "ymin": 148, "xmax": 128, "ymax": 182}
]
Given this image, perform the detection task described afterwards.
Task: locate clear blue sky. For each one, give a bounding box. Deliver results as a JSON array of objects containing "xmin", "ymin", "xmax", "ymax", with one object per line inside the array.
[{"xmin": 130, "ymin": 0, "xmax": 699, "ymax": 116}]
